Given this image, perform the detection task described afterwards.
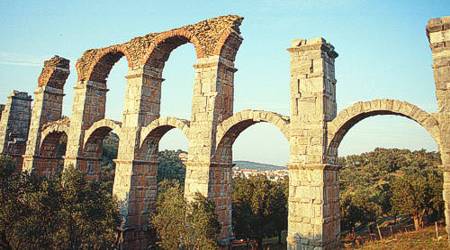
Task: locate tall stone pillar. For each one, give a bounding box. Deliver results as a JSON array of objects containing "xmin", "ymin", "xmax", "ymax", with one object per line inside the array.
[
  {"xmin": 112, "ymin": 67, "xmax": 161, "ymax": 249},
  {"xmin": 64, "ymin": 80, "xmax": 107, "ymax": 171},
  {"xmin": 427, "ymin": 16, "xmax": 450, "ymax": 244},
  {"xmin": 287, "ymin": 38, "xmax": 340, "ymax": 249},
  {"xmin": 185, "ymin": 55, "xmax": 236, "ymax": 245},
  {"xmin": 23, "ymin": 56, "xmax": 69, "ymax": 172},
  {"xmin": 0, "ymin": 91, "xmax": 32, "ymax": 168}
]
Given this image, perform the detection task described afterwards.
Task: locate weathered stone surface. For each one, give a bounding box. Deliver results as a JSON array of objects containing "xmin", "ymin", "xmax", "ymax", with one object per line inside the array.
[
  {"xmin": 22, "ymin": 56, "xmax": 69, "ymax": 173},
  {"xmin": 287, "ymin": 37, "xmax": 340, "ymax": 250},
  {"xmin": 38, "ymin": 56, "xmax": 70, "ymax": 88},
  {"xmin": 75, "ymin": 15, "xmax": 243, "ymax": 82},
  {"xmin": 0, "ymin": 91, "xmax": 32, "ymax": 168},
  {"xmin": 427, "ymin": 16, "xmax": 450, "ymax": 245}
]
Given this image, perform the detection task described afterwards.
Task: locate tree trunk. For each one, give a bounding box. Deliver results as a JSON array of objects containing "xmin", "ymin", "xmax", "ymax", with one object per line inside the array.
[
  {"xmin": 413, "ymin": 214, "xmax": 423, "ymax": 231},
  {"xmin": 257, "ymin": 237, "xmax": 263, "ymax": 250}
]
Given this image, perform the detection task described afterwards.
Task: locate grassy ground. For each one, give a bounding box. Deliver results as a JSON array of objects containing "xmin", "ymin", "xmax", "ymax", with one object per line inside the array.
[
  {"xmin": 344, "ymin": 225, "xmax": 448, "ymax": 249},
  {"xmin": 232, "ymin": 236, "xmax": 286, "ymax": 249},
  {"xmin": 232, "ymin": 225, "xmax": 448, "ymax": 249}
]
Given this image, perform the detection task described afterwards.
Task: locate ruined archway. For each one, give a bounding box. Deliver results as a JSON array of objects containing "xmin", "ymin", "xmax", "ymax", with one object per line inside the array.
[
  {"xmin": 212, "ymin": 110, "xmax": 290, "ymax": 242},
  {"xmin": 157, "ymin": 41, "xmax": 196, "ymax": 120},
  {"xmin": 66, "ymin": 46, "xmax": 131, "ymax": 177},
  {"xmin": 21, "ymin": 56, "xmax": 69, "ymax": 173},
  {"xmin": 215, "ymin": 110, "xmax": 290, "ymax": 163},
  {"xmin": 109, "ymin": 117, "xmax": 191, "ymax": 232},
  {"xmin": 37, "ymin": 119, "xmax": 70, "ymax": 177},
  {"xmin": 136, "ymin": 15, "xmax": 243, "ymax": 123},
  {"xmin": 327, "ymin": 99, "xmax": 441, "ymax": 164},
  {"xmin": 140, "ymin": 117, "xmax": 190, "ymax": 153},
  {"xmin": 74, "ymin": 47, "xmax": 131, "ymax": 129},
  {"xmin": 77, "ymin": 47, "xmax": 131, "ymax": 83},
  {"xmin": 81, "ymin": 119, "xmax": 121, "ymax": 182},
  {"xmin": 142, "ymin": 29, "xmax": 204, "ymax": 71},
  {"xmin": 138, "ymin": 117, "xmax": 190, "ymax": 169},
  {"xmin": 0, "ymin": 13, "xmax": 447, "ymax": 250}
]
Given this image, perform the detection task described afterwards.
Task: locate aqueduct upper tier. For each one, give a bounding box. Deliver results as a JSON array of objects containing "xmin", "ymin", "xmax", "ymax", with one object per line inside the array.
[
  {"xmin": 0, "ymin": 14, "xmax": 449, "ymax": 250},
  {"xmin": 75, "ymin": 15, "xmax": 243, "ymax": 83}
]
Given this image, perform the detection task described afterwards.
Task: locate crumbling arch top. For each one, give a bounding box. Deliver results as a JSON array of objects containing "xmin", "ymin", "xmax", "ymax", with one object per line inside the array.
[
  {"xmin": 76, "ymin": 47, "xmax": 131, "ymax": 83},
  {"xmin": 76, "ymin": 15, "xmax": 243, "ymax": 82},
  {"xmin": 40, "ymin": 118, "xmax": 70, "ymax": 147},
  {"xmin": 38, "ymin": 56, "xmax": 70, "ymax": 89},
  {"xmin": 327, "ymin": 99, "xmax": 441, "ymax": 163}
]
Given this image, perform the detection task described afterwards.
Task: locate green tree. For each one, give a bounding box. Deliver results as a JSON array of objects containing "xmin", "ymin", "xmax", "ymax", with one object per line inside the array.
[
  {"xmin": 338, "ymin": 148, "xmax": 442, "ymax": 232},
  {"xmin": 268, "ymin": 177, "xmax": 288, "ymax": 244},
  {"xmin": 151, "ymin": 181, "xmax": 186, "ymax": 249},
  {"xmin": 100, "ymin": 132, "xmax": 119, "ymax": 192},
  {"xmin": 186, "ymin": 194, "xmax": 221, "ymax": 249},
  {"xmin": 152, "ymin": 180, "xmax": 220, "ymax": 250},
  {"xmin": 157, "ymin": 149, "xmax": 186, "ymax": 184},
  {"xmin": 340, "ymin": 188, "xmax": 382, "ymax": 230},
  {"xmin": 57, "ymin": 166, "xmax": 120, "ymax": 249},
  {"xmin": 390, "ymin": 168, "xmax": 443, "ymax": 231},
  {"xmin": 232, "ymin": 175, "xmax": 288, "ymax": 249},
  {"xmin": 0, "ymin": 157, "xmax": 120, "ymax": 249},
  {"xmin": 0, "ymin": 156, "xmax": 63, "ymax": 249}
]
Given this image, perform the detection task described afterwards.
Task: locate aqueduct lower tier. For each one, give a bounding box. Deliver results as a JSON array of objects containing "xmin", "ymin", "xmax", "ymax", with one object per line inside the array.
[{"xmin": 1, "ymin": 15, "xmax": 450, "ymax": 250}]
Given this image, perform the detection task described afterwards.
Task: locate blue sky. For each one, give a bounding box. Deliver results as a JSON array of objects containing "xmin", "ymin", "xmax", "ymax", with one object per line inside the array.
[{"xmin": 0, "ymin": 1, "xmax": 448, "ymax": 165}]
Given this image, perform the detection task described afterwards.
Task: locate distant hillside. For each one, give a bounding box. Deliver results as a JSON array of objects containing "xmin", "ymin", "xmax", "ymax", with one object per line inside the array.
[{"xmin": 233, "ymin": 160, "xmax": 286, "ymax": 171}]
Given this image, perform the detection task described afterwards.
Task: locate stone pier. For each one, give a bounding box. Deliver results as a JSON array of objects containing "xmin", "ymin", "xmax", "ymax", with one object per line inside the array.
[
  {"xmin": 0, "ymin": 91, "xmax": 32, "ymax": 168},
  {"xmin": 22, "ymin": 56, "xmax": 70, "ymax": 175},
  {"xmin": 286, "ymin": 38, "xmax": 340, "ymax": 249},
  {"xmin": 427, "ymin": 16, "xmax": 450, "ymax": 244}
]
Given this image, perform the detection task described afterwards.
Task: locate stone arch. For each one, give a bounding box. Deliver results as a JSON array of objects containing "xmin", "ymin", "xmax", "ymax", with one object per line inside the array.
[
  {"xmin": 213, "ymin": 29, "xmax": 243, "ymax": 62},
  {"xmin": 76, "ymin": 46, "xmax": 131, "ymax": 83},
  {"xmin": 38, "ymin": 119, "xmax": 69, "ymax": 177},
  {"xmin": 83, "ymin": 119, "xmax": 122, "ymax": 148},
  {"xmin": 74, "ymin": 46, "xmax": 131, "ymax": 132},
  {"xmin": 40, "ymin": 118, "xmax": 70, "ymax": 147},
  {"xmin": 138, "ymin": 117, "xmax": 190, "ymax": 160},
  {"xmin": 139, "ymin": 15, "xmax": 244, "ymax": 70},
  {"xmin": 214, "ymin": 110, "xmax": 290, "ymax": 163},
  {"xmin": 81, "ymin": 119, "xmax": 121, "ymax": 179},
  {"xmin": 327, "ymin": 99, "xmax": 441, "ymax": 164},
  {"xmin": 142, "ymin": 29, "xmax": 204, "ymax": 71},
  {"xmin": 136, "ymin": 29, "xmax": 203, "ymax": 122}
]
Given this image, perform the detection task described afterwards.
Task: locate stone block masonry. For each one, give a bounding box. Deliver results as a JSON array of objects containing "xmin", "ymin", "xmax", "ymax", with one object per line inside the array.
[
  {"xmin": 22, "ymin": 56, "xmax": 70, "ymax": 175},
  {"xmin": 0, "ymin": 14, "xmax": 449, "ymax": 250},
  {"xmin": 0, "ymin": 91, "xmax": 32, "ymax": 169},
  {"xmin": 427, "ymin": 16, "xmax": 450, "ymax": 245}
]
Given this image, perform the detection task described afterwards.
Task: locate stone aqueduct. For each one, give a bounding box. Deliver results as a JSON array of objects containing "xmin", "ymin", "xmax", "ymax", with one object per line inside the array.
[{"xmin": 0, "ymin": 15, "xmax": 449, "ymax": 249}]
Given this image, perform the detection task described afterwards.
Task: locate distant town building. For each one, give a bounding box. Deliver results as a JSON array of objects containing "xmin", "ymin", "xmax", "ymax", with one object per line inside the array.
[{"xmin": 232, "ymin": 166, "xmax": 288, "ymax": 181}]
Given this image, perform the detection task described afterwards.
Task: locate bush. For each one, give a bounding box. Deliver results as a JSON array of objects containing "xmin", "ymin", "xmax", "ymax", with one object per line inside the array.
[{"xmin": 0, "ymin": 157, "xmax": 120, "ymax": 249}]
